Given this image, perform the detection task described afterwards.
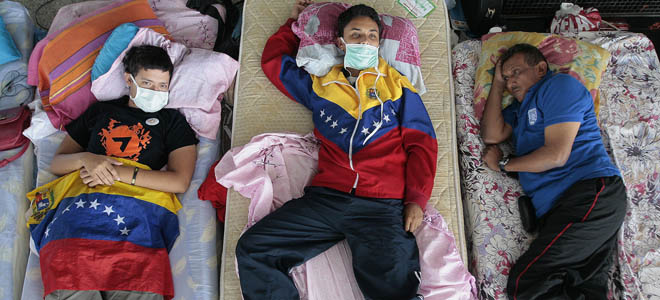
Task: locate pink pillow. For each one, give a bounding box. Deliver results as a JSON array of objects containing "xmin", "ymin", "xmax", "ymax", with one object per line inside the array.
[
  {"xmin": 291, "ymin": 2, "xmax": 426, "ymax": 94},
  {"xmin": 91, "ymin": 28, "xmax": 238, "ymax": 139}
]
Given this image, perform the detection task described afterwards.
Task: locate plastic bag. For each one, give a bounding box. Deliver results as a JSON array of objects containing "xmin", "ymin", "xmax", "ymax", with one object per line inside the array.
[{"xmin": 551, "ymin": 3, "xmax": 601, "ymax": 34}]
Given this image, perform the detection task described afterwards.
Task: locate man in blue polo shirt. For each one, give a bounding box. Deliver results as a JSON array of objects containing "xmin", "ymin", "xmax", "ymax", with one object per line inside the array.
[{"xmin": 481, "ymin": 43, "xmax": 627, "ymax": 299}]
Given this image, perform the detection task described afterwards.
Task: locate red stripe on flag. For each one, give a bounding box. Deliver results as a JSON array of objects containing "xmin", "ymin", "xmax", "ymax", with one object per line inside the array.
[{"xmin": 40, "ymin": 238, "xmax": 174, "ymax": 299}]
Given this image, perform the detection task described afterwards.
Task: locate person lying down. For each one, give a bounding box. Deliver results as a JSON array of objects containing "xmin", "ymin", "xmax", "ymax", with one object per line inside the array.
[
  {"xmin": 27, "ymin": 45, "xmax": 198, "ymax": 300},
  {"xmin": 236, "ymin": 2, "xmax": 437, "ymax": 300}
]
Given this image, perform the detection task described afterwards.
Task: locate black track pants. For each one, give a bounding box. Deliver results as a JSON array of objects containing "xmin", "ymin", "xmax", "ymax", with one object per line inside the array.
[
  {"xmin": 236, "ymin": 186, "xmax": 421, "ymax": 300},
  {"xmin": 507, "ymin": 176, "xmax": 627, "ymax": 300}
]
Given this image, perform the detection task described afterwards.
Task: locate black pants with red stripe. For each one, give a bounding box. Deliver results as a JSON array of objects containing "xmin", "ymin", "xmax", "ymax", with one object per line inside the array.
[{"xmin": 507, "ymin": 176, "xmax": 627, "ymax": 300}]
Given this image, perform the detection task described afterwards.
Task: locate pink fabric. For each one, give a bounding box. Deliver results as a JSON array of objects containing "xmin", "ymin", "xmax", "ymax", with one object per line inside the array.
[
  {"xmin": 215, "ymin": 133, "xmax": 320, "ymax": 226},
  {"xmin": 217, "ymin": 133, "xmax": 476, "ymax": 299},
  {"xmin": 91, "ymin": 28, "xmax": 238, "ymax": 139},
  {"xmin": 150, "ymin": 0, "xmax": 223, "ymax": 50},
  {"xmin": 27, "ymin": 0, "xmax": 130, "ymax": 87},
  {"xmin": 28, "ymin": 0, "xmax": 221, "ymax": 86}
]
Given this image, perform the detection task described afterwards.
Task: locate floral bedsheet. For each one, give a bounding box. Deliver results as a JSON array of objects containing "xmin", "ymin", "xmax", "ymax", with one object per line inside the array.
[{"xmin": 452, "ymin": 32, "xmax": 660, "ymax": 299}]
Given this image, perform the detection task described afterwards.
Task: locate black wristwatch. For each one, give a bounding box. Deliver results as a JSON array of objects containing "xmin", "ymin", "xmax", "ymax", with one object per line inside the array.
[{"xmin": 498, "ymin": 156, "xmax": 510, "ymax": 172}]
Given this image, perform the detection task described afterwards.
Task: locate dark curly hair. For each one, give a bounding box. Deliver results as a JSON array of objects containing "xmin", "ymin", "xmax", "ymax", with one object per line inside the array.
[
  {"xmin": 122, "ymin": 45, "xmax": 173, "ymax": 78},
  {"xmin": 337, "ymin": 4, "xmax": 382, "ymax": 38}
]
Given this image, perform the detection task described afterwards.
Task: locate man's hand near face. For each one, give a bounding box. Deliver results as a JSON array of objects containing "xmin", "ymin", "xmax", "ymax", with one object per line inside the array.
[{"xmin": 493, "ymin": 59, "xmax": 506, "ymax": 91}]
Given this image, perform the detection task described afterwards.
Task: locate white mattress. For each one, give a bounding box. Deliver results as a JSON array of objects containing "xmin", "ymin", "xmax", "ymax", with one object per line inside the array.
[
  {"xmin": 0, "ymin": 144, "xmax": 34, "ymax": 300},
  {"xmin": 0, "ymin": 1, "xmax": 36, "ymax": 299}
]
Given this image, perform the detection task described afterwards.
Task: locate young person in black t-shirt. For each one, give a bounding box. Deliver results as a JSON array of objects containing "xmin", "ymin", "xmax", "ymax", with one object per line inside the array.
[
  {"xmin": 51, "ymin": 45, "xmax": 198, "ymax": 194},
  {"xmin": 47, "ymin": 45, "xmax": 198, "ymax": 300}
]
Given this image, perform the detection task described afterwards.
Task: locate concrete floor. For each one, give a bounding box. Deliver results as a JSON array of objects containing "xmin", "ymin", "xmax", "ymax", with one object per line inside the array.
[{"xmin": 15, "ymin": 0, "xmax": 88, "ymax": 29}]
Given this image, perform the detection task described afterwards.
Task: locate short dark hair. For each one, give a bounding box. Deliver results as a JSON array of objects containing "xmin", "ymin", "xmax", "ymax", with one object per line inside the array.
[
  {"xmin": 337, "ymin": 4, "xmax": 382, "ymax": 38},
  {"xmin": 500, "ymin": 43, "xmax": 548, "ymax": 69},
  {"xmin": 122, "ymin": 45, "xmax": 173, "ymax": 78}
]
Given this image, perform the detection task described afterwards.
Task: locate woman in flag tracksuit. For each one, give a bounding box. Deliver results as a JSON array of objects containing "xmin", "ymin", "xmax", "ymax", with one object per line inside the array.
[{"xmin": 236, "ymin": 2, "xmax": 437, "ymax": 300}]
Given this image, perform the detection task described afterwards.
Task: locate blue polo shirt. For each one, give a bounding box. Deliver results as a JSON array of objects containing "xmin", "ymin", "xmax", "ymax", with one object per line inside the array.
[{"xmin": 502, "ymin": 71, "xmax": 620, "ymax": 217}]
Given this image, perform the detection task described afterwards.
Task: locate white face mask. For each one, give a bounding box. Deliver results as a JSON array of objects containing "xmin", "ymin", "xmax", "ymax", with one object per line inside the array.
[
  {"xmin": 129, "ymin": 74, "xmax": 169, "ymax": 113},
  {"xmin": 341, "ymin": 37, "xmax": 379, "ymax": 70}
]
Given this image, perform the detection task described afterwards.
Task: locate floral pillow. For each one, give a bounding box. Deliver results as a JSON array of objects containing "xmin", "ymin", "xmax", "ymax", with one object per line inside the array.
[
  {"xmin": 291, "ymin": 2, "xmax": 426, "ymax": 94},
  {"xmin": 472, "ymin": 31, "xmax": 611, "ymax": 119}
]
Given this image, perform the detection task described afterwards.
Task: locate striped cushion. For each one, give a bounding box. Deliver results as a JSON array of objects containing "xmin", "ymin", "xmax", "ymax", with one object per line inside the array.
[{"xmin": 30, "ymin": 0, "xmax": 168, "ymax": 130}]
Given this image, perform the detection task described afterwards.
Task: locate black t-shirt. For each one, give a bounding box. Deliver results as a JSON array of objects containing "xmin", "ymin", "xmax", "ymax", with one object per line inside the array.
[{"xmin": 65, "ymin": 97, "xmax": 199, "ymax": 170}]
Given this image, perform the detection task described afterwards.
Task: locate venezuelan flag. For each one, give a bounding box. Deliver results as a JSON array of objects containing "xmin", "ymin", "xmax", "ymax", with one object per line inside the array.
[{"xmin": 27, "ymin": 159, "xmax": 180, "ymax": 299}]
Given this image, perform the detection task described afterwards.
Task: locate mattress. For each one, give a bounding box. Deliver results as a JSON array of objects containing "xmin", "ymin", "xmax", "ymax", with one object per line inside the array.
[
  {"xmin": 20, "ymin": 131, "xmax": 221, "ymax": 300},
  {"xmin": 220, "ymin": 0, "xmax": 465, "ymax": 299},
  {"xmin": 19, "ymin": 0, "xmax": 225, "ymax": 298},
  {"xmin": 453, "ymin": 32, "xmax": 660, "ymax": 299},
  {"xmin": 0, "ymin": 2, "xmax": 36, "ymax": 299},
  {"xmin": 0, "ymin": 144, "xmax": 35, "ymax": 300}
]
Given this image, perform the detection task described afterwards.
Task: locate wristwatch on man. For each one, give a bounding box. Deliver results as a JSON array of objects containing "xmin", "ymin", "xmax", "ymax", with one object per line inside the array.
[{"xmin": 498, "ymin": 156, "xmax": 510, "ymax": 172}]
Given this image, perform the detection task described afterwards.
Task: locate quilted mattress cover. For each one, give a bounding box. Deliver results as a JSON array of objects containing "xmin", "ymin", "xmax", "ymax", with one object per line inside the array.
[{"xmin": 220, "ymin": 0, "xmax": 465, "ymax": 299}]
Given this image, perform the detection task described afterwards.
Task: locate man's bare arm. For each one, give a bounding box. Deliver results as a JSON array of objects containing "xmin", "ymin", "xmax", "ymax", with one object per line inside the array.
[
  {"xmin": 504, "ymin": 122, "xmax": 579, "ymax": 173},
  {"xmin": 481, "ymin": 60, "xmax": 512, "ymax": 144}
]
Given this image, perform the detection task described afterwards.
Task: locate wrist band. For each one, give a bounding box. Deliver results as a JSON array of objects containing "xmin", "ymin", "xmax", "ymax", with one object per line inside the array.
[
  {"xmin": 131, "ymin": 167, "xmax": 139, "ymax": 185},
  {"xmin": 498, "ymin": 156, "xmax": 510, "ymax": 173}
]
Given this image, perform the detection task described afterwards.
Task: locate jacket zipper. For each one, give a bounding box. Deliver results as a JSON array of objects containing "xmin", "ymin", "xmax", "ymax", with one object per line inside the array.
[{"xmin": 322, "ymin": 70, "xmax": 386, "ymax": 189}]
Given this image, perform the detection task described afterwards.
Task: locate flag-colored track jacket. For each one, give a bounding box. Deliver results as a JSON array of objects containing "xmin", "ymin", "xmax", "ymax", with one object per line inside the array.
[{"xmin": 261, "ymin": 19, "xmax": 437, "ymax": 209}]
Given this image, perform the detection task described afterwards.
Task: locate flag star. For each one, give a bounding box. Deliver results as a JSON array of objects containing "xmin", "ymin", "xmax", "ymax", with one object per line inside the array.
[
  {"xmin": 114, "ymin": 215, "xmax": 125, "ymax": 226},
  {"xmin": 339, "ymin": 128, "xmax": 347, "ymax": 135},
  {"xmin": 103, "ymin": 205, "xmax": 115, "ymax": 216},
  {"xmin": 62, "ymin": 205, "xmax": 71, "ymax": 214},
  {"xmin": 89, "ymin": 199, "xmax": 100, "ymax": 210},
  {"xmin": 75, "ymin": 199, "xmax": 86, "ymax": 208},
  {"xmin": 391, "ymin": 108, "xmax": 397, "ymax": 116},
  {"xmin": 45, "ymin": 227, "xmax": 50, "ymax": 237},
  {"xmin": 325, "ymin": 115, "xmax": 332, "ymax": 123},
  {"xmin": 330, "ymin": 120, "xmax": 338, "ymax": 128},
  {"xmin": 372, "ymin": 120, "xmax": 381, "ymax": 128},
  {"xmin": 384, "ymin": 114, "xmax": 391, "ymax": 123},
  {"xmin": 120, "ymin": 227, "xmax": 130, "ymax": 235},
  {"xmin": 319, "ymin": 109, "xmax": 325, "ymax": 117},
  {"xmin": 361, "ymin": 127, "xmax": 370, "ymax": 135}
]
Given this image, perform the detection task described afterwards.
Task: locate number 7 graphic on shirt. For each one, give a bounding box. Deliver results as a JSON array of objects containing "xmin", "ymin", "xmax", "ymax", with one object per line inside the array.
[{"xmin": 99, "ymin": 119, "xmax": 152, "ymax": 161}]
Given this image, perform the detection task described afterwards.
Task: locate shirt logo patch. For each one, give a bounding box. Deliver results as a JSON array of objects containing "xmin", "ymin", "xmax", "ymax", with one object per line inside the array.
[
  {"xmin": 368, "ymin": 88, "xmax": 378, "ymax": 99},
  {"xmin": 528, "ymin": 108, "xmax": 537, "ymax": 125},
  {"xmin": 99, "ymin": 119, "xmax": 152, "ymax": 161},
  {"xmin": 145, "ymin": 118, "xmax": 159, "ymax": 126}
]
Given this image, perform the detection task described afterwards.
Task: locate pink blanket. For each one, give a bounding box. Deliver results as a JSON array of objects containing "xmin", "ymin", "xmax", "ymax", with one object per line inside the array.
[{"xmin": 216, "ymin": 133, "xmax": 476, "ymax": 299}]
